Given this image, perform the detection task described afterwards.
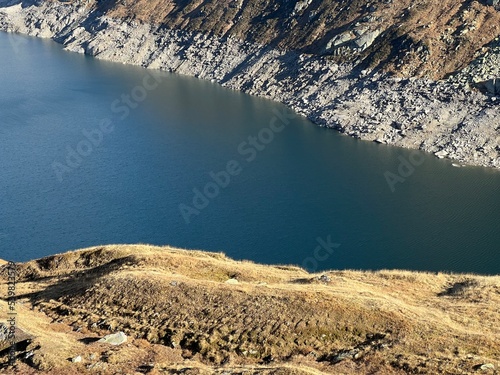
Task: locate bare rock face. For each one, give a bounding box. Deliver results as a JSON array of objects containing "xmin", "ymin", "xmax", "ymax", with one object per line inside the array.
[{"xmin": 0, "ymin": 0, "xmax": 499, "ymax": 169}]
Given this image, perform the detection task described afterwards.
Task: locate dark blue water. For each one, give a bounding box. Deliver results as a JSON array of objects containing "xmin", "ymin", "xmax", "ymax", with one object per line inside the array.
[{"xmin": 1, "ymin": 32, "xmax": 499, "ymax": 274}]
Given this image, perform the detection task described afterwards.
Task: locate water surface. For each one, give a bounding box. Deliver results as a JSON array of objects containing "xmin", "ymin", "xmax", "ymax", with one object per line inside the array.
[{"xmin": 1, "ymin": 32, "xmax": 499, "ymax": 274}]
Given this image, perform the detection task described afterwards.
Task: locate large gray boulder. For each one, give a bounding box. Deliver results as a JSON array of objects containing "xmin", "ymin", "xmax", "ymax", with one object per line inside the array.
[{"xmin": 97, "ymin": 331, "xmax": 127, "ymax": 346}]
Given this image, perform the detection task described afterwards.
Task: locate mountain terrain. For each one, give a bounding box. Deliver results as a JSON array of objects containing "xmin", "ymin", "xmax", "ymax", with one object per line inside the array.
[{"xmin": 0, "ymin": 245, "xmax": 499, "ymax": 374}]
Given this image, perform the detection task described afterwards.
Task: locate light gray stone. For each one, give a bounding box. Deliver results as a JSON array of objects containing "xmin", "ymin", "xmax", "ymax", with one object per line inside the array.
[{"xmin": 98, "ymin": 331, "xmax": 127, "ymax": 346}]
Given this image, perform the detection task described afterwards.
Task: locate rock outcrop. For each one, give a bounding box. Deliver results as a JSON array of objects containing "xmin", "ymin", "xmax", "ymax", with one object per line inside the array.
[{"xmin": 0, "ymin": 0, "xmax": 499, "ymax": 168}]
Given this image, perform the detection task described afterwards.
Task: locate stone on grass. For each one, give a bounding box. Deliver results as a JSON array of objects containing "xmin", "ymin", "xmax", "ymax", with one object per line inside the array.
[
  {"xmin": 98, "ymin": 331, "xmax": 127, "ymax": 346},
  {"xmin": 480, "ymin": 363, "xmax": 495, "ymax": 371}
]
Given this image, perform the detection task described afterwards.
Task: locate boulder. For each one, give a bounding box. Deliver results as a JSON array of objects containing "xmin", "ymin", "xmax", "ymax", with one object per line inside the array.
[
  {"xmin": 293, "ymin": 0, "xmax": 312, "ymax": 14},
  {"xmin": 355, "ymin": 30, "xmax": 381, "ymax": 51},
  {"xmin": 315, "ymin": 274, "xmax": 331, "ymax": 283},
  {"xmin": 97, "ymin": 332, "xmax": 127, "ymax": 346},
  {"xmin": 435, "ymin": 150, "xmax": 448, "ymax": 159},
  {"xmin": 480, "ymin": 363, "xmax": 495, "ymax": 370}
]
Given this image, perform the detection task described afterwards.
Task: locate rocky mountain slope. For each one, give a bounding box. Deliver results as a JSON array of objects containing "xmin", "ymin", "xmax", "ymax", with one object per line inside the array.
[
  {"xmin": 1, "ymin": 245, "xmax": 499, "ymax": 374},
  {"xmin": 102, "ymin": 0, "xmax": 500, "ymax": 80},
  {"xmin": 0, "ymin": 0, "xmax": 499, "ymax": 168}
]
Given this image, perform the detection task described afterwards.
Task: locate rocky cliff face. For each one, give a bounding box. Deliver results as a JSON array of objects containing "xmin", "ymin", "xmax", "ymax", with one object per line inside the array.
[{"xmin": 0, "ymin": 0, "xmax": 499, "ymax": 168}]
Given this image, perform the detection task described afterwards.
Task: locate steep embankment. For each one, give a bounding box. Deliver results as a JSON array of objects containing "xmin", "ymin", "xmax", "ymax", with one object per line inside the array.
[
  {"xmin": 0, "ymin": 245, "xmax": 499, "ymax": 374},
  {"xmin": 0, "ymin": 0, "xmax": 499, "ymax": 168}
]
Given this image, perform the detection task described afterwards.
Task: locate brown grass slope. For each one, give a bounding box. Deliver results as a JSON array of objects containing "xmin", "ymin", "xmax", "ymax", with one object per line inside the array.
[
  {"xmin": 0, "ymin": 245, "xmax": 499, "ymax": 374},
  {"xmin": 87, "ymin": 0, "xmax": 500, "ymax": 79}
]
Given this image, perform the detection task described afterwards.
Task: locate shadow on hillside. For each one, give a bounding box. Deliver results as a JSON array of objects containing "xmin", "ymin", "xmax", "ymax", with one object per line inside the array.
[
  {"xmin": 14, "ymin": 256, "xmax": 135, "ymax": 304},
  {"xmin": 78, "ymin": 337, "xmax": 100, "ymax": 344},
  {"xmin": 0, "ymin": 0, "xmax": 41, "ymax": 9},
  {"xmin": 437, "ymin": 279, "xmax": 479, "ymax": 297}
]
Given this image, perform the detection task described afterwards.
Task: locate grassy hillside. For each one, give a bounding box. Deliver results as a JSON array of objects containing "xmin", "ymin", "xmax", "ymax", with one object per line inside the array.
[{"xmin": 1, "ymin": 245, "xmax": 499, "ymax": 374}]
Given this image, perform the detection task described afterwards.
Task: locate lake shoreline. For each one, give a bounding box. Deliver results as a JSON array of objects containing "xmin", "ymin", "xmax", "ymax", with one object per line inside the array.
[{"xmin": 0, "ymin": 0, "xmax": 499, "ymax": 169}]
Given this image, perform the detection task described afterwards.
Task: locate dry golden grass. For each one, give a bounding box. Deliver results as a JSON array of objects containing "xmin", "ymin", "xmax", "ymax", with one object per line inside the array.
[{"xmin": 0, "ymin": 244, "xmax": 499, "ymax": 374}]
